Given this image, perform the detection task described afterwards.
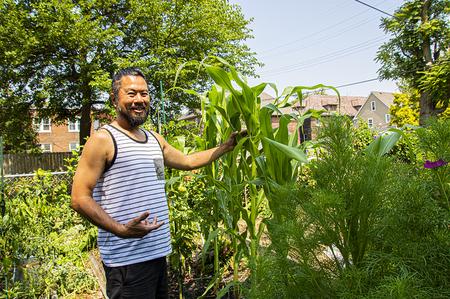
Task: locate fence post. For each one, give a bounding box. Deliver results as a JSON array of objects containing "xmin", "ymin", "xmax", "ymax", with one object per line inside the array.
[{"xmin": 0, "ymin": 136, "xmax": 4, "ymax": 216}]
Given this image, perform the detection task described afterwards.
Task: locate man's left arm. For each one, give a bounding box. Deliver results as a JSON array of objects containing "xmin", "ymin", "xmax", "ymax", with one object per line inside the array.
[{"xmin": 153, "ymin": 132, "xmax": 239, "ymax": 171}]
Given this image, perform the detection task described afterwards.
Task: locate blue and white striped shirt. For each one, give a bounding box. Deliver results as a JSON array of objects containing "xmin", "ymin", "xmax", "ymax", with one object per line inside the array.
[{"xmin": 92, "ymin": 124, "xmax": 172, "ymax": 267}]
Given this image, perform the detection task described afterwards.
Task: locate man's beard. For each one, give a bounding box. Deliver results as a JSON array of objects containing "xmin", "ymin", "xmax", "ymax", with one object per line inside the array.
[{"xmin": 118, "ymin": 105, "xmax": 150, "ymax": 128}]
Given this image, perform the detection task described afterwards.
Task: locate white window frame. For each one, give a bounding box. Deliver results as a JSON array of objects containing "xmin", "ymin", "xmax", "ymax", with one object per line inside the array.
[
  {"xmin": 370, "ymin": 101, "xmax": 376, "ymax": 111},
  {"xmin": 385, "ymin": 114, "xmax": 391, "ymax": 123},
  {"xmin": 34, "ymin": 118, "xmax": 52, "ymax": 133},
  {"xmin": 368, "ymin": 118, "xmax": 374, "ymax": 128},
  {"xmin": 68, "ymin": 118, "xmax": 80, "ymax": 132},
  {"xmin": 69, "ymin": 142, "xmax": 79, "ymax": 152},
  {"xmin": 93, "ymin": 119, "xmax": 101, "ymax": 130},
  {"xmin": 40, "ymin": 143, "xmax": 52, "ymax": 153}
]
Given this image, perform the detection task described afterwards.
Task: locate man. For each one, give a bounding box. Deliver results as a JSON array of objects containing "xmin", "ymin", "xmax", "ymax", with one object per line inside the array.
[{"xmin": 71, "ymin": 67, "xmax": 238, "ymax": 298}]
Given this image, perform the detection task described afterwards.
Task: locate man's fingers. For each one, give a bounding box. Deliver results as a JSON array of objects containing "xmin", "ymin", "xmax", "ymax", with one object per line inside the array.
[
  {"xmin": 132, "ymin": 212, "xmax": 150, "ymax": 224},
  {"xmin": 149, "ymin": 216, "xmax": 164, "ymax": 229},
  {"xmin": 151, "ymin": 221, "xmax": 164, "ymax": 230}
]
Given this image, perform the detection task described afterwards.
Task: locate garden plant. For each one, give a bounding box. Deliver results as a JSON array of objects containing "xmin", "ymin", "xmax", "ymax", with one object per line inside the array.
[{"xmin": 1, "ymin": 62, "xmax": 449, "ymax": 298}]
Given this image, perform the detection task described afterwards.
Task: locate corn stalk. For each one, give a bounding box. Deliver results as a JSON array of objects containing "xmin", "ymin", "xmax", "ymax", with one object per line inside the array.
[{"xmin": 173, "ymin": 57, "xmax": 339, "ymax": 296}]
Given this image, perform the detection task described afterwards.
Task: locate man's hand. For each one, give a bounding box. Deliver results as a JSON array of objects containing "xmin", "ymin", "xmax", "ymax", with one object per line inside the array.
[
  {"xmin": 117, "ymin": 212, "xmax": 164, "ymax": 238},
  {"xmin": 221, "ymin": 130, "xmax": 248, "ymax": 153}
]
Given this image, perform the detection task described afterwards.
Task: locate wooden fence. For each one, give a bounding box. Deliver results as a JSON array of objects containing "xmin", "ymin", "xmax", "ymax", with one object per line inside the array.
[{"xmin": 3, "ymin": 152, "xmax": 73, "ymax": 175}]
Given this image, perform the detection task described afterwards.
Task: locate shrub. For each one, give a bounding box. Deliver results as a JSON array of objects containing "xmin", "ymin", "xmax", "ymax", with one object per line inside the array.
[{"xmin": 0, "ymin": 170, "xmax": 96, "ymax": 297}]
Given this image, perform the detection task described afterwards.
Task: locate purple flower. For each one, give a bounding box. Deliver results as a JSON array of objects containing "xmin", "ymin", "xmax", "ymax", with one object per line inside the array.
[{"xmin": 424, "ymin": 159, "xmax": 448, "ymax": 169}]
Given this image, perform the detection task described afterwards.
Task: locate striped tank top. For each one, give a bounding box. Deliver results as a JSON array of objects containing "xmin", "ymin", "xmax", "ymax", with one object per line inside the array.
[{"xmin": 92, "ymin": 124, "xmax": 172, "ymax": 267}]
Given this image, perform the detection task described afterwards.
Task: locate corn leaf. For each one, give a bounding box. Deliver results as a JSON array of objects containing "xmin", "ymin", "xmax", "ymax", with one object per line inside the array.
[
  {"xmin": 365, "ymin": 128, "xmax": 403, "ymax": 157},
  {"xmin": 263, "ymin": 137, "xmax": 308, "ymax": 163}
]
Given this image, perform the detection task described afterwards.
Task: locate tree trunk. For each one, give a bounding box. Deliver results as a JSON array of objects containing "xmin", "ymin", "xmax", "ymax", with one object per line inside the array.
[
  {"xmin": 419, "ymin": 91, "xmax": 433, "ymax": 125},
  {"xmin": 419, "ymin": 0, "xmax": 434, "ymax": 125},
  {"xmin": 80, "ymin": 102, "xmax": 92, "ymax": 148}
]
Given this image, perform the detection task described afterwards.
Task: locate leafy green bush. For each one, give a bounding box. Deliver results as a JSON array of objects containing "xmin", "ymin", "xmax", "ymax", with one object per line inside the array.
[
  {"xmin": 416, "ymin": 118, "xmax": 450, "ymax": 210},
  {"xmin": 0, "ymin": 170, "xmax": 96, "ymax": 298},
  {"xmin": 387, "ymin": 129, "xmax": 421, "ymax": 164},
  {"xmin": 363, "ymin": 162, "xmax": 450, "ymax": 297},
  {"xmin": 352, "ymin": 118, "xmax": 376, "ymax": 152},
  {"xmin": 251, "ymin": 116, "xmax": 450, "ymax": 298}
]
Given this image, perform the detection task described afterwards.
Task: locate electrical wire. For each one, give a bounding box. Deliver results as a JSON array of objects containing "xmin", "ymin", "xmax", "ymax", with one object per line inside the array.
[
  {"xmin": 335, "ymin": 77, "xmax": 380, "ymax": 88},
  {"xmin": 261, "ymin": 36, "xmax": 388, "ymax": 76},
  {"xmin": 259, "ymin": 0, "xmax": 391, "ymax": 55},
  {"xmin": 354, "ymin": 0, "xmax": 394, "ymax": 17}
]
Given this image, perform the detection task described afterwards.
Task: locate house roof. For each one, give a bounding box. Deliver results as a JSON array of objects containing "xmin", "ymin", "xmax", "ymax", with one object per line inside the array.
[
  {"xmin": 178, "ymin": 91, "xmax": 370, "ymax": 120},
  {"xmin": 259, "ymin": 93, "xmax": 366, "ymax": 117},
  {"xmin": 178, "ymin": 109, "xmax": 201, "ymax": 121},
  {"xmin": 260, "ymin": 91, "xmax": 275, "ymax": 102},
  {"xmin": 371, "ymin": 91, "xmax": 395, "ymax": 107}
]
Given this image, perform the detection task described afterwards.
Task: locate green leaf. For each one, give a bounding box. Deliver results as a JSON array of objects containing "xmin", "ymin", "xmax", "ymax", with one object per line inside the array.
[
  {"xmin": 263, "ymin": 137, "xmax": 308, "ymax": 163},
  {"xmin": 365, "ymin": 128, "xmax": 403, "ymax": 156}
]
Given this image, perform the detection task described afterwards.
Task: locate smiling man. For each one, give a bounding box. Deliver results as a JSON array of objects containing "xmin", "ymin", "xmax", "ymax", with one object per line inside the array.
[{"xmin": 71, "ymin": 68, "xmax": 238, "ymax": 299}]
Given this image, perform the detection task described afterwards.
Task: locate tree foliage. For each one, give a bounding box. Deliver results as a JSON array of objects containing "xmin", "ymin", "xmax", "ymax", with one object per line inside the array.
[
  {"xmin": 389, "ymin": 90, "xmax": 420, "ymax": 127},
  {"xmin": 0, "ymin": 98, "xmax": 39, "ymax": 153},
  {"xmin": 419, "ymin": 51, "xmax": 450, "ymax": 108},
  {"xmin": 376, "ymin": 0, "xmax": 450, "ymax": 124},
  {"xmin": 0, "ymin": 0, "xmax": 259, "ymax": 149}
]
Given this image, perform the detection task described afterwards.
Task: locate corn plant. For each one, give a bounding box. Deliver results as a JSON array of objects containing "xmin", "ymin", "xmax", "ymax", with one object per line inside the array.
[{"xmin": 173, "ymin": 57, "xmax": 340, "ymax": 296}]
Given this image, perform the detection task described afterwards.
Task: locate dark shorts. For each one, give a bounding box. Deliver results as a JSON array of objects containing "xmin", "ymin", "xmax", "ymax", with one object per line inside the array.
[{"xmin": 103, "ymin": 257, "xmax": 169, "ymax": 299}]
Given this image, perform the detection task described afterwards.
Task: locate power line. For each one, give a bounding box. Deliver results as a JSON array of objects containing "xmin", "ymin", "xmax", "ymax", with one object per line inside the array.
[
  {"xmin": 260, "ymin": 14, "xmax": 382, "ymax": 60},
  {"xmin": 261, "ymin": 36, "xmax": 387, "ymax": 76},
  {"xmin": 259, "ymin": 0, "xmax": 390, "ymax": 55},
  {"xmin": 335, "ymin": 77, "xmax": 380, "ymax": 88},
  {"xmin": 354, "ymin": 0, "xmax": 394, "ymax": 17}
]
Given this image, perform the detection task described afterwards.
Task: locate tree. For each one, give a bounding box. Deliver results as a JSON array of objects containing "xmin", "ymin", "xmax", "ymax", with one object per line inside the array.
[
  {"xmin": 0, "ymin": 98, "xmax": 39, "ymax": 153},
  {"xmin": 389, "ymin": 89, "xmax": 420, "ymax": 127},
  {"xmin": 419, "ymin": 51, "xmax": 450, "ymax": 110},
  {"xmin": 0, "ymin": 0, "xmax": 260, "ymax": 149},
  {"xmin": 376, "ymin": 0, "xmax": 450, "ymax": 125}
]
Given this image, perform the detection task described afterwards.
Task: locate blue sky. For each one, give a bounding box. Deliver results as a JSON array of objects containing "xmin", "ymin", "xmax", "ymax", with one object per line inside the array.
[{"xmin": 229, "ymin": 0, "xmax": 404, "ymax": 97}]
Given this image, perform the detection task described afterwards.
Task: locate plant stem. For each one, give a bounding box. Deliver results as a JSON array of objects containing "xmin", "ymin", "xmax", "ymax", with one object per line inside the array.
[
  {"xmin": 436, "ymin": 171, "xmax": 449, "ymax": 210},
  {"xmin": 214, "ymin": 237, "xmax": 219, "ymax": 292}
]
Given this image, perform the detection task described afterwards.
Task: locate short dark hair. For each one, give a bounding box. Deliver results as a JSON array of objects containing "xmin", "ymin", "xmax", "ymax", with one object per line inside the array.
[{"xmin": 111, "ymin": 67, "xmax": 147, "ymax": 102}]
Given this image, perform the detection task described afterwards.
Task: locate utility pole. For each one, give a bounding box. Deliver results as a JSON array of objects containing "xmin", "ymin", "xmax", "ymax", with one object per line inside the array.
[
  {"xmin": 160, "ymin": 80, "xmax": 166, "ymax": 132},
  {"xmin": 0, "ymin": 136, "xmax": 5, "ymax": 216}
]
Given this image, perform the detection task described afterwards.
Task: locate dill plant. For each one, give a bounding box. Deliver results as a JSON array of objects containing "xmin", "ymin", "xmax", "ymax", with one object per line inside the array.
[{"xmin": 251, "ymin": 116, "xmax": 392, "ymax": 298}]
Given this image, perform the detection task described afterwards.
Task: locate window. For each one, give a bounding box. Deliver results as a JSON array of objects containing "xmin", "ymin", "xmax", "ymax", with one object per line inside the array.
[
  {"xmin": 370, "ymin": 101, "xmax": 376, "ymax": 111},
  {"xmin": 93, "ymin": 119, "xmax": 101, "ymax": 130},
  {"xmin": 40, "ymin": 143, "xmax": 52, "ymax": 153},
  {"xmin": 324, "ymin": 104, "xmax": 337, "ymax": 111},
  {"xmin": 33, "ymin": 118, "xmax": 51, "ymax": 132},
  {"xmin": 69, "ymin": 142, "xmax": 79, "ymax": 152},
  {"xmin": 368, "ymin": 118, "xmax": 373, "ymax": 128},
  {"xmin": 68, "ymin": 118, "xmax": 80, "ymax": 132},
  {"xmin": 385, "ymin": 114, "xmax": 391, "ymax": 123}
]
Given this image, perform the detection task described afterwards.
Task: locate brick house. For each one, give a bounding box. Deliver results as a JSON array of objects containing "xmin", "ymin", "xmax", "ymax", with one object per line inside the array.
[
  {"xmin": 178, "ymin": 91, "xmax": 367, "ymax": 142},
  {"xmin": 261, "ymin": 92, "xmax": 366, "ymax": 141},
  {"xmin": 33, "ymin": 116, "xmax": 101, "ymax": 152}
]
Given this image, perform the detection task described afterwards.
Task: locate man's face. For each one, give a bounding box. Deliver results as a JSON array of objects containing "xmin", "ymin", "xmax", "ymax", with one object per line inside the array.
[{"xmin": 116, "ymin": 75, "xmax": 150, "ymax": 128}]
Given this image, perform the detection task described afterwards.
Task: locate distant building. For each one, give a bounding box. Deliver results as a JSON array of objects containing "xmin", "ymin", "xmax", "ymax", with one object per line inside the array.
[
  {"xmin": 261, "ymin": 92, "xmax": 366, "ymax": 141},
  {"xmin": 33, "ymin": 115, "xmax": 102, "ymax": 152},
  {"xmin": 177, "ymin": 91, "xmax": 396, "ymax": 142},
  {"xmin": 353, "ymin": 91, "xmax": 394, "ymax": 130}
]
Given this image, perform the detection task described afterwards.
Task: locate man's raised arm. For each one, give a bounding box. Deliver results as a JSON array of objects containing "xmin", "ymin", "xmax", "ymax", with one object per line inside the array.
[{"xmin": 153, "ymin": 131, "xmax": 242, "ymax": 171}]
